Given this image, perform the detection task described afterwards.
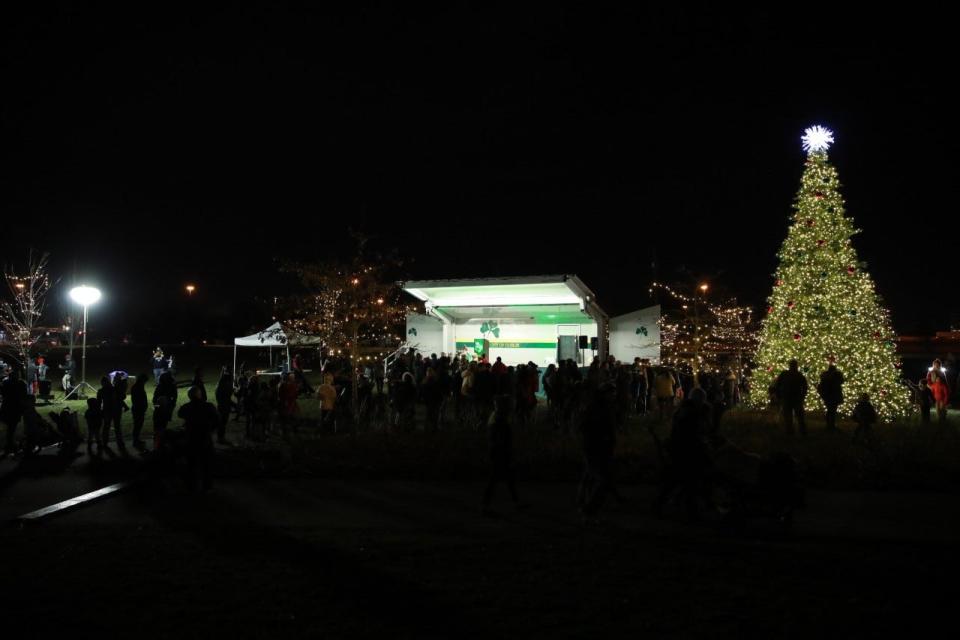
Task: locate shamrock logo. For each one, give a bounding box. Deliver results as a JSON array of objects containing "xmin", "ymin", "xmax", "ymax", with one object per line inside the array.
[
  {"xmin": 635, "ymin": 326, "xmax": 648, "ymax": 336},
  {"xmin": 408, "ymin": 328, "xmax": 418, "ymax": 336},
  {"xmin": 480, "ymin": 321, "xmax": 500, "ymax": 338}
]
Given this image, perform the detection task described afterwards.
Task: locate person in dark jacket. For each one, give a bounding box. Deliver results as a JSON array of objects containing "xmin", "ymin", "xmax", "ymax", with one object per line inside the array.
[
  {"xmin": 654, "ymin": 387, "xmax": 713, "ymax": 518},
  {"xmin": 112, "ymin": 374, "xmax": 129, "ymax": 447},
  {"xmin": 97, "ymin": 376, "xmax": 117, "ymax": 447},
  {"xmin": 191, "ymin": 368, "xmax": 207, "ymax": 402},
  {"xmin": 130, "ymin": 373, "xmax": 149, "ymax": 448},
  {"xmin": 482, "ymin": 395, "xmax": 521, "ymax": 514},
  {"xmin": 918, "ymin": 378, "xmax": 934, "ymax": 424},
  {"xmin": 153, "ymin": 370, "xmax": 178, "ymax": 409},
  {"xmin": 578, "ymin": 383, "xmax": 620, "ymax": 518},
  {"xmin": 631, "ymin": 358, "xmax": 649, "ymax": 415},
  {"xmin": 393, "ymin": 372, "xmax": 417, "ymax": 431},
  {"xmin": 1, "ymin": 370, "xmax": 28, "ymax": 454},
  {"xmin": 177, "ymin": 386, "xmax": 220, "ymax": 492},
  {"xmin": 817, "ymin": 364, "xmax": 845, "ymax": 430},
  {"xmin": 851, "ymin": 393, "xmax": 878, "ymax": 442},
  {"xmin": 214, "ymin": 370, "xmax": 233, "ymax": 444},
  {"xmin": 420, "ymin": 367, "xmax": 443, "ymax": 432},
  {"xmin": 152, "ymin": 396, "xmax": 173, "ymax": 449},
  {"xmin": 773, "ymin": 360, "xmax": 809, "ymax": 436},
  {"xmin": 85, "ymin": 397, "xmax": 104, "ymax": 450}
]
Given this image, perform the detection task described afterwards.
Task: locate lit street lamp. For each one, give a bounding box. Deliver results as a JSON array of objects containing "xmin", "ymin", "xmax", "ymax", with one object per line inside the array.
[
  {"xmin": 65, "ymin": 285, "xmax": 101, "ymax": 399},
  {"xmin": 185, "ymin": 284, "xmax": 196, "ymax": 296}
]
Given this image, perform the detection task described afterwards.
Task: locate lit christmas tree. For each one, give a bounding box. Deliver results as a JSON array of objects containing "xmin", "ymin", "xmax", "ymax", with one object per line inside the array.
[{"xmin": 751, "ymin": 126, "xmax": 910, "ymax": 419}]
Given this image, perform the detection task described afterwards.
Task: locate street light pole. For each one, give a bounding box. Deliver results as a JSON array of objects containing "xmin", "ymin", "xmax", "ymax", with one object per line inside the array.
[
  {"xmin": 81, "ymin": 303, "xmax": 88, "ymax": 391},
  {"xmin": 65, "ymin": 285, "xmax": 101, "ymax": 400}
]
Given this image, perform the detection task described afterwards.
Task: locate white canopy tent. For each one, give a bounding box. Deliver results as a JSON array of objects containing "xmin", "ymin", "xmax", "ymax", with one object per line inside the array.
[{"xmin": 232, "ymin": 322, "xmax": 323, "ymax": 377}]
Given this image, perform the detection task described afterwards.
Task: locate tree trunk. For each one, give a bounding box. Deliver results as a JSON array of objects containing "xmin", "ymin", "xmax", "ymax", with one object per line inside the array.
[{"xmin": 351, "ymin": 324, "xmax": 360, "ymax": 422}]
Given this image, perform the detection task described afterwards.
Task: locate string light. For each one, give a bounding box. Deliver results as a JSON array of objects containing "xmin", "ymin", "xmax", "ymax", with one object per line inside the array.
[{"xmin": 651, "ymin": 282, "xmax": 758, "ymax": 376}]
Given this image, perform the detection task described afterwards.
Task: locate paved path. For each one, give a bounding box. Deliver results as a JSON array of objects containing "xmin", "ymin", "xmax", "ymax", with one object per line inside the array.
[{"xmin": 4, "ymin": 445, "xmax": 959, "ymax": 638}]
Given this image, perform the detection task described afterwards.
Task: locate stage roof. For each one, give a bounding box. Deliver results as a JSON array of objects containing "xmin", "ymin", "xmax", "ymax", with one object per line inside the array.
[{"xmin": 402, "ymin": 275, "xmax": 598, "ymax": 310}]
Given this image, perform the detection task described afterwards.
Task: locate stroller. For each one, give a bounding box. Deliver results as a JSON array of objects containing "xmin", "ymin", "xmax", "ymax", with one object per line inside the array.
[
  {"xmin": 47, "ymin": 408, "xmax": 84, "ymax": 448},
  {"xmin": 152, "ymin": 427, "xmax": 191, "ymax": 472},
  {"xmin": 709, "ymin": 439, "xmax": 805, "ymax": 528},
  {"xmin": 650, "ymin": 424, "xmax": 804, "ymax": 528}
]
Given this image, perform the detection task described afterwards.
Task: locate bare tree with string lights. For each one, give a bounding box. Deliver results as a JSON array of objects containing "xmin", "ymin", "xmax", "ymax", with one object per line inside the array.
[
  {"xmin": 1, "ymin": 251, "xmax": 56, "ymax": 371},
  {"xmin": 650, "ymin": 280, "xmax": 758, "ymax": 383},
  {"xmin": 280, "ymin": 234, "xmax": 409, "ymax": 420}
]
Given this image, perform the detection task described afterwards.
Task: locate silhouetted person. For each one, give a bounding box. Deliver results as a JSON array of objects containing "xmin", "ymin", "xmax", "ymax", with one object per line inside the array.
[
  {"xmin": 852, "ymin": 393, "xmax": 878, "ymax": 442},
  {"xmin": 85, "ymin": 397, "xmax": 103, "ymax": 449},
  {"xmin": 152, "ymin": 396, "xmax": 173, "ymax": 449},
  {"xmin": 420, "ymin": 368, "xmax": 443, "ymax": 432},
  {"xmin": 130, "ymin": 373, "xmax": 149, "ymax": 449},
  {"xmin": 97, "ymin": 376, "xmax": 117, "ymax": 447},
  {"xmin": 191, "ymin": 368, "xmax": 207, "ymax": 402},
  {"xmin": 654, "ymin": 368, "xmax": 676, "ymax": 421},
  {"xmin": 490, "ymin": 357, "xmax": 506, "ymax": 395},
  {"xmin": 654, "ymin": 387, "xmax": 713, "ymax": 519},
  {"xmin": 393, "ymin": 372, "xmax": 416, "ymax": 431},
  {"xmin": 214, "ymin": 370, "xmax": 233, "ymax": 444},
  {"xmin": 578, "ymin": 383, "xmax": 619, "ymax": 518},
  {"xmin": 1, "ymin": 369, "xmax": 28, "ymax": 454},
  {"xmin": 154, "ymin": 370, "xmax": 178, "ymax": 410},
  {"xmin": 112, "ymin": 374, "xmax": 129, "ymax": 448},
  {"xmin": 632, "ymin": 358, "xmax": 648, "ymax": 415},
  {"xmin": 817, "ymin": 364, "xmax": 845, "ymax": 430},
  {"xmin": 473, "ymin": 365, "xmax": 495, "ymax": 427},
  {"xmin": 374, "ymin": 365, "xmax": 385, "ymax": 395},
  {"xmin": 918, "ymin": 379, "xmax": 933, "ymax": 424},
  {"xmin": 482, "ymin": 395, "xmax": 521, "ymax": 514},
  {"xmin": 773, "ymin": 360, "xmax": 808, "ymax": 436},
  {"xmin": 177, "ymin": 386, "xmax": 219, "ymax": 492}
]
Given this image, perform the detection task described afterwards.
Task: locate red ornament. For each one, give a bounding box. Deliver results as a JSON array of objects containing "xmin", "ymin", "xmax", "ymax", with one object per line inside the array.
[
  {"xmin": 806, "ymin": 218, "xmax": 815, "ymax": 226},
  {"xmin": 793, "ymin": 333, "xmax": 801, "ymax": 341},
  {"xmin": 814, "ymin": 191, "xmax": 825, "ymax": 200},
  {"xmin": 816, "ymin": 239, "xmax": 826, "ymax": 247},
  {"xmin": 787, "ymin": 301, "xmax": 795, "ymax": 309},
  {"xmin": 847, "ymin": 266, "xmax": 856, "ymax": 275},
  {"xmin": 767, "ymin": 306, "xmax": 774, "ymax": 314},
  {"xmin": 873, "ymin": 331, "xmax": 881, "ymax": 339},
  {"xmin": 775, "ymin": 279, "xmax": 783, "ymax": 286}
]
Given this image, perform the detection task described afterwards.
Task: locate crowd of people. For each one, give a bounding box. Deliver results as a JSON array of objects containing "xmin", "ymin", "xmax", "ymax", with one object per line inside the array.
[
  {"xmin": 0, "ymin": 345, "xmax": 956, "ymax": 510},
  {"xmin": 765, "ymin": 357, "xmax": 953, "ymax": 441}
]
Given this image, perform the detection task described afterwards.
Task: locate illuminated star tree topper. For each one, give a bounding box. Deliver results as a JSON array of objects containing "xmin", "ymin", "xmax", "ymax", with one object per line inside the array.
[{"xmin": 801, "ymin": 125, "xmax": 834, "ymax": 154}]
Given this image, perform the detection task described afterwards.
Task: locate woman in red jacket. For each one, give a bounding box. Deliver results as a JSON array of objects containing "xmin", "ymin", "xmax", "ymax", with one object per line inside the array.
[{"xmin": 927, "ymin": 359, "xmax": 950, "ymax": 424}]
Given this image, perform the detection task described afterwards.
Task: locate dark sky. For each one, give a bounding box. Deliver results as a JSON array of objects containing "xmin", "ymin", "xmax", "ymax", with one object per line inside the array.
[{"xmin": 2, "ymin": 5, "xmax": 955, "ymax": 339}]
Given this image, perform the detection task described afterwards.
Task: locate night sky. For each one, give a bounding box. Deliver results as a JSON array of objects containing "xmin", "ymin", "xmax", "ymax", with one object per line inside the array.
[{"xmin": 2, "ymin": 6, "xmax": 955, "ymax": 340}]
